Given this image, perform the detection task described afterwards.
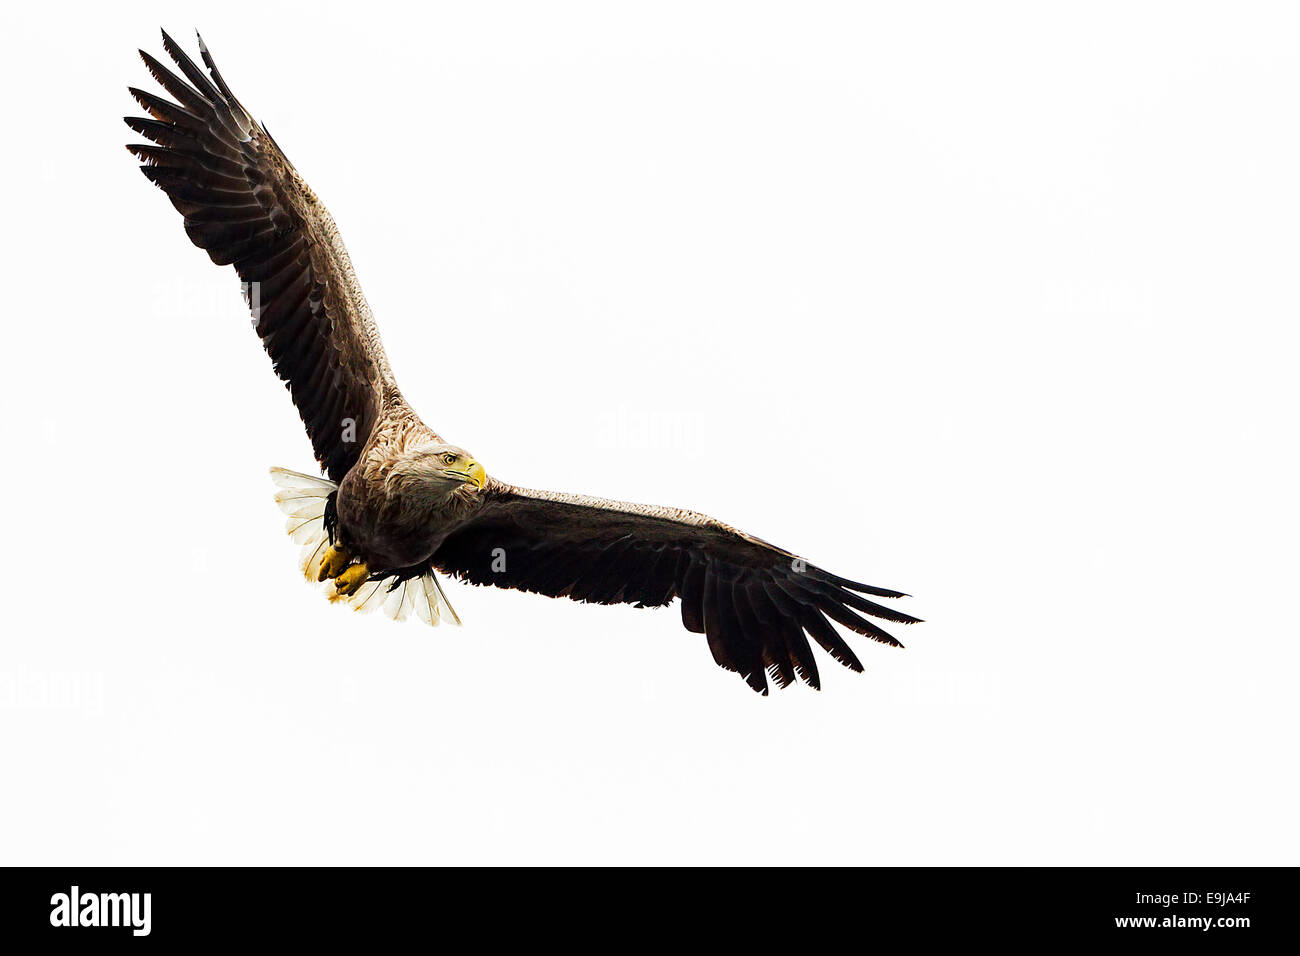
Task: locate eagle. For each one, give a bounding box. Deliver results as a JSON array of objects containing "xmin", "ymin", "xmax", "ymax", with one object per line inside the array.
[{"xmin": 125, "ymin": 31, "xmax": 920, "ymax": 693}]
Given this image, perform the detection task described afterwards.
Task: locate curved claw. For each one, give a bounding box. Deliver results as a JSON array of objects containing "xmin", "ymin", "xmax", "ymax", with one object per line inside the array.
[
  {"xmin": 318, "ymin": 544, "xmax": 351, "ymax": 582},
  {"xmin": 334, "ymin": 562, "xmax": 372, "ymax": 596}
]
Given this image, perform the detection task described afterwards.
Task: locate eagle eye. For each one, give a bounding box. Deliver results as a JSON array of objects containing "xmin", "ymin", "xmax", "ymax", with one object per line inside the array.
[{"xmin": 442, "ymin": 453, "xmax": 457, "ymax": 465}]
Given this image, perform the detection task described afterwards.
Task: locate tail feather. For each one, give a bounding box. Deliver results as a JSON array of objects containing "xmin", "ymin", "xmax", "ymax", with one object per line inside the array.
[
  {"xmin": 428, "ymin": 574, "xmax": 463, "ymax": 627},
  {"xmin": 268, "ymin": 467, "xmax": 459, "ymax": 626}
]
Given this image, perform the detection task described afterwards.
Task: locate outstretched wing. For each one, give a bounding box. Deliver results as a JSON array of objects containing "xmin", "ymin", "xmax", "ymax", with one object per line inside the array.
[
  {"xmin": 433, "ymin": 483, "xmax": 919, "ymax": 694},
  {"xmin": 125, "ymin": 30, "xmax": 400, "ymax": 480}
]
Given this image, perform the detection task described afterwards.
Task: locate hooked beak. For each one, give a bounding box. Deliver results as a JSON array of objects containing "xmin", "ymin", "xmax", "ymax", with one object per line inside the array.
[{"xmin": 465, "ymin": 460, "xmax": 487, "ymax": 490}]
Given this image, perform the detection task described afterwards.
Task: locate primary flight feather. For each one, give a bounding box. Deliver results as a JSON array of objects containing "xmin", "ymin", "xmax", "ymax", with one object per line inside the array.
[{"xmin": 125, "ymin": 30, "xmax": 920, "ymax": 693}]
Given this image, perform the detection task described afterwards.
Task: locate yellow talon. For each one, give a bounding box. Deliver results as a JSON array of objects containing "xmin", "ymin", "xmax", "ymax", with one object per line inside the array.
[
  {"xmin": 318, "ymin": 544, "xmax": 351, "ymax": 582},
  {"xmin": 334, "ymin": 562, "xmax": 371, "ymax": 596}
]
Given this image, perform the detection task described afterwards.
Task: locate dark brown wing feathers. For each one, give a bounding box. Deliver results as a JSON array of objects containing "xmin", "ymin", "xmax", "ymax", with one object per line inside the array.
[
  {"xmin": 126, "ymin": 30, "xmax": 386, "ymax": 481},
  {"xmin": 433, "ymin": 486, "xmax": 919, "ymax": 694}
]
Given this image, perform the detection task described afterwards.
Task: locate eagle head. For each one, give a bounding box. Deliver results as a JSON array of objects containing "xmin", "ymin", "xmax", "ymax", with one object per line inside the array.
[{"xmin": 396, "ymin": 443, "xmax": 487, "ymax": 496}]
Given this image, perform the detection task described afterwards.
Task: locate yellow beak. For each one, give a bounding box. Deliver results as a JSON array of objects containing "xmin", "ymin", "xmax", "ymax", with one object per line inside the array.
[{"xmin": 466, "ymin": 460, "xmax": 487, "ymax": 490}]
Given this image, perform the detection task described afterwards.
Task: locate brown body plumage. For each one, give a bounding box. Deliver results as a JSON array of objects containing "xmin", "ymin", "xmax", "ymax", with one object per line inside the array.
[
  {"xmin": 126, "ymin": 30, "xmax": 920, "ymax": 693},
  {"xmin": 336, "ymin": 420, "xmax": 484, "ymax": 571}
]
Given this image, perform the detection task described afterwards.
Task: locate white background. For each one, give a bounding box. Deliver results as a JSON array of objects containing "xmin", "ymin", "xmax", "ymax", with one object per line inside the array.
[{"xmin": 1, "ymin": 2, "xmax": 1296, "ymax": 865}]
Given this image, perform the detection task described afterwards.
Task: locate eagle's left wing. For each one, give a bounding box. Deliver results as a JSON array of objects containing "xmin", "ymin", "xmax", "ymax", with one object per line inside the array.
[{"xmin": 433, "ymin": 482, "xmax": 918, "ymax": 693}]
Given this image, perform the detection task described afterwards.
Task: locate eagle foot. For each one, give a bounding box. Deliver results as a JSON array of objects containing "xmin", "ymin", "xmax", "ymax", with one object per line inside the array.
[
  {"xmin": 334, "ymin": 562, "xmax": 372, "ymax": 596},
  {"xmin": 318, "ymin": 544, "xmax": 352, "ymax": 582}
]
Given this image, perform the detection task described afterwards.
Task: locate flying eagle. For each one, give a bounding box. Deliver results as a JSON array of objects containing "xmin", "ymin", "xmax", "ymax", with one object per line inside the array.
[{"xmin": 125, "ymin": 31, "xmax": 920, "ymax": 693}]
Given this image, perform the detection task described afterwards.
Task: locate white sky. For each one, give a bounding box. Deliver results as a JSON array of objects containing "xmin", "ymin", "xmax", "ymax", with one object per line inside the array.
[{"xmin": 2, "ymin": 1, "xmax": 1297, "ymax": 864}]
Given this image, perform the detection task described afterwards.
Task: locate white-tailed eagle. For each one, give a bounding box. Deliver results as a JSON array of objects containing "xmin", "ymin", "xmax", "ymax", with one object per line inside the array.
[{"xmin": 125, "ymin": 31, "xmax": 919, "ymax": 693}]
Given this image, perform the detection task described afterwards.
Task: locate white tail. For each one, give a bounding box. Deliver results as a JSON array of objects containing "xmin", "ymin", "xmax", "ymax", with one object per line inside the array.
[{"xmin": 268, "ymin": 467, "xmax": 460, "ymax": 626}]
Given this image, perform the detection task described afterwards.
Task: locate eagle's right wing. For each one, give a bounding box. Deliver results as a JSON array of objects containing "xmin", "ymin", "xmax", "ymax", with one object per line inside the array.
[{"xmin": 126, "ymin": 30, "xmax": 400, "ymax": 481}]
